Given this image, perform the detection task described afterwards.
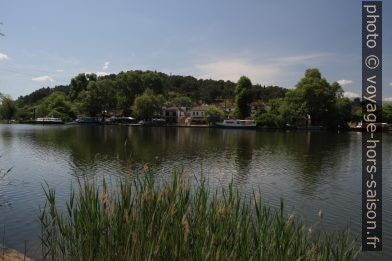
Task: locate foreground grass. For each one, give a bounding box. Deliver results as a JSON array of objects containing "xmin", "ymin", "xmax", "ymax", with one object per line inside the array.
[{"xmin": 39, "ymin": 170, "xmax": 359, "ymax": 261}]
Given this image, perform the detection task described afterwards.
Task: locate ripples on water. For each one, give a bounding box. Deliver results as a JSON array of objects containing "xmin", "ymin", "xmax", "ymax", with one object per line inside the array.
[{"xmin": 0, "ymin": 124, "xmax": 391, "ymax": 260}]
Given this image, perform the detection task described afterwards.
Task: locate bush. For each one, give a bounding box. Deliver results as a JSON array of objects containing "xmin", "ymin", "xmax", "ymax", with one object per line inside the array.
[{"xmin": 204, "ymin": 106, "xmax": 224, "ymax": 125}]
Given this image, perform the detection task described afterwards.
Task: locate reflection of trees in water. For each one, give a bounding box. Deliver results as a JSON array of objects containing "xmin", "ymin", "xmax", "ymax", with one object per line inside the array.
[
  {"xmin": 220, "ymin": 130, "xmax": 255, "ymax": 183},
  {"xmin": 6, "ymin": 126, "xmax": 351, "ymax": 193},
  {"xmin": 254, "ymin": 131, "xmax": 350, "ymax": 192},
  {"xmin": 288, "ymin": 132, "xmax": 348, "ymax": 181},
  {"xmin": 0, "ymin": 126, "xmax": 15, "ymax": 149}
]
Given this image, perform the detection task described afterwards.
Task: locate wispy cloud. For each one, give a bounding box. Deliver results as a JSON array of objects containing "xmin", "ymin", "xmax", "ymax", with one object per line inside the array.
[
  {"xmin": 102, "ymin": 61, "xmax": 109, "ymax": 71},
  {"xmin": 343, "ymin": 91, "xmax": 360, "ymax": 99},
  {"xmin": 0, "ymin": 52, "xmax": 10, "ymax": 61},
  {"xmin": 56, "ymin": 69, "xmax": 64, "ymax": 73},
  {"xmin": 32, "ymin": 75, "xmax": 54, "ymax": 82},
  {"xmin": 195, "ymin": 59, "xmax": 280, "ymax": 85},
  {"xmin": 337, "ymin": 79, "xmax": 353, "ymax": 86},
  {"xmin": 272, "ymin": 53, "xmax": 329, "ymax": 64},
  {"xmin": 193, "ymin": 52, "xmax": 333, "ymax": 86},
  {"xmin": 389, "ymin": 82, "xmax": 392, "ymax": 86}
]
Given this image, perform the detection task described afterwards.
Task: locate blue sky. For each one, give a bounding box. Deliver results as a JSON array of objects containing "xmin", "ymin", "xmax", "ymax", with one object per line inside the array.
[{"xmin": 0, "ymin": 0, "xmax": 391, "ymax": 100}]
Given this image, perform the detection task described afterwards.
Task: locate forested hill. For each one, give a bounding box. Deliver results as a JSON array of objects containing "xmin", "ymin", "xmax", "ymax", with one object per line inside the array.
[
  {"xmin": 15, "ymin": 70, "xmax": 286, "ymax": 119},
  {"xmin": 17, "ymin": 70, "xmax": 286, "ymax": 106}
]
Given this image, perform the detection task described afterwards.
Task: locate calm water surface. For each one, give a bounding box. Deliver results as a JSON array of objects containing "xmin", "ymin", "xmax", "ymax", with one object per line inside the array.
[{"xmin": 0, "ymin": 124, "xmax": 391, "ymax": 260}]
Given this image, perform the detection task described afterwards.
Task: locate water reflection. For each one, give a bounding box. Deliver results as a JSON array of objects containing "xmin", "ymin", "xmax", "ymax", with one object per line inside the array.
[{"xmin": 0, "ymin": 126, "xmax": 351, "ymax": 191}]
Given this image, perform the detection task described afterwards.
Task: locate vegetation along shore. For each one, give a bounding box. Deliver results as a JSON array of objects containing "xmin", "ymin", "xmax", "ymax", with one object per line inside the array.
[{"xmin": 1, "ymin": 68, "xmax": 391, "ymax": 129}]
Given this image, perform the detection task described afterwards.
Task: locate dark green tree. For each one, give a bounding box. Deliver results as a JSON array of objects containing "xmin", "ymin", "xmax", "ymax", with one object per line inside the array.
[
  {"xmin": 253, "ymin": 99, "xmax": 284, "ymax": 128},
  {"xmin": 36, "ymin": 92, "xmax": 75, "ymax": 120},
  {"xmin": 141, "ymin": 72, "xmax": 163, "ymax": 94},
  {"xmin": 382, "ymin": 104, "xmax": 392, "ymax": 123},
  {"xmin": 234, "ymin": 76, "xmax": 252, "ymax": 119},
  {"xmin": 335, "ymin": 97, "xmax": 353, "ymax": 128},
  {"xmin": 0, "ymin": 94, "xmax": 17, "ymax": 120},
  {"xmin": 289, "ymin": 69, "xmax": 342, "ymax": 127},
  {"xmin": 133, "ymin": 89, "xmax": 164, "ymax": 120},
  {"xmin": 116, "ymin": 71, "xmax": 144, "ymax": 114},
  {"xmin": 78, "ymin": 79, "xmax": 117, "ymax": 116},
  {"xmin": 166, "ymin": 92, "xmax": 194, "ymax": 107},
  {"xmin": 69, "ymin": 73, "xmax": 97, "ymax": 101}
]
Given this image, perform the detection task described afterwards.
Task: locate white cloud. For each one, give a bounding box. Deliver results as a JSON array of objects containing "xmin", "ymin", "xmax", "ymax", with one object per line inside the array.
[
  {"xmin": 343, "ymin": 91, "xmax": 360, "ymax": 99},
  {"xmin": 0, "ymin": 52, "xmax": 10, "ymax": 60},
  {"xmin": 102, "ymin": 61, "xmax": 109, "ymax": 71},
  {"xmin": 337, "ymin": 79, "xmax": 353, "ymax": 86},
  {"xmin": 56, "ymin": 69, "xmax": 64, "ymax": 73},
  {"xmin": 384, "ymin": 97, "xmax": 392, "ymax": 102},
  {"xmin": 32, "ymin": 75, "xmax": 54, "ymax": 82},
  {"xmin": 192, "ymin": 53, "xmax": 332, "ymax": 86},
  {"xmin": 195, "ymin": 59, "xmax": 280, "ymax": 85},
  {"xmin": 389, "ymin": 82, "xmax": 392, "ymax": 86}
]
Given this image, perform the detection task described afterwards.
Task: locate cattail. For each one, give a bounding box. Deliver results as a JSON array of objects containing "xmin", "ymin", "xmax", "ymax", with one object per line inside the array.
[
  {"xmin": 181, "ymin": 213, "xmax": 189, "ymax": 242},
  {"xmin": 123, "ymin": 208, "xmax": 129, "ymax": 223},
  {"xmin": 310, "ymin": 243, "xmax": 317, "ymax": 258},
  {"xmin": 100, "ymin": 191, "xmax": 107, "ymax": 205},
  {"xmin": 143, "ymin": 163, "xmax": 149, "ymax": 173},
  {"xmin": 287, "ymin": 213, "xmax": 294, "ymax": 226}
]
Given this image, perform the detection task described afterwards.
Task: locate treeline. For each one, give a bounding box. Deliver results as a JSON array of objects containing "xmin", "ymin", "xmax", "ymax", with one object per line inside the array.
[
  {"xmin": 1, "ymin": 68, "xmax": 392, "ymax": 129},
  {"xmin": 230, "ymin": 69, "xmax": 391, "ymax": 129},
  {"xmin": 3, "ymin": 70, "xmax": 286, "ymax": 121}
]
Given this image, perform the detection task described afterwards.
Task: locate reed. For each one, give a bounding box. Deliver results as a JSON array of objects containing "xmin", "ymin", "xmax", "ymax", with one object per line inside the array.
[{"xmin": 39, "ymin": 169, "xmax": 359, "ymax": 260}]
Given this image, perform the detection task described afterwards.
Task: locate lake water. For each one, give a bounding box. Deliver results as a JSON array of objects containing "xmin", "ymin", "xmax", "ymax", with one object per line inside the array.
[{"xmin": 0, "ymin": 124, "xmax": 391, "ymax": 260}]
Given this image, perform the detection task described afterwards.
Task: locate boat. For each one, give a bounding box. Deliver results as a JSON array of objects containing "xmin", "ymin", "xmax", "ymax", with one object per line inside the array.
[
  {"xmin": 351, "ymin": 122, "xmax": 389, "ymax": 132},
  {"xmin": 35, "ymin": 117, "xmax": 64, "ymax": 124},
  {"xmin": 215, "ymin": 119, "xmax": 257, "ymax": 129},
  {"xmin": 76, "ymin": 117, "xmax": 100, "ymax": 124},
  {"xmin": 138, "ymin": 118, "xmax": 166, "ymax": 126},
  {"xmin": 106, "ymin": 116, "xmax": 136, "ymax": 125}
]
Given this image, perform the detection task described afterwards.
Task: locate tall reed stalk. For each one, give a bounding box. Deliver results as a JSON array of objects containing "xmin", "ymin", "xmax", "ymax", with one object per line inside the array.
[{"xmin": 39, "ymin": 169, "xmax": 359, "ymax": 260}]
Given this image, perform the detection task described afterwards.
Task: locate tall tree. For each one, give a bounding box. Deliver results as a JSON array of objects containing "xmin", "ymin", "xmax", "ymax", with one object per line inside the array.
[
  {"xmin": 234, "ymin": 76, "xmax": 252, "ymax": 119},
  {"xmin": 78, "ymin": 79, "xmax": 117, "ymax": 116},
  {"xmin": 133, "ymin": 89, "xmax": 164, "ymax": 120},
  {"xmin": 0, "ymin": 94, "xmax": 17, "ymax": 120},
  {"xmin": 116, "ymin": 71, "xmax": 144, "ymax": 114},
  {"xmin": 69, "ymin": 73, "xmax": 97, "ymax": 101},
  {"xmin": 290, "ymin": 68, "xmax": 341, "ymax": 126}
]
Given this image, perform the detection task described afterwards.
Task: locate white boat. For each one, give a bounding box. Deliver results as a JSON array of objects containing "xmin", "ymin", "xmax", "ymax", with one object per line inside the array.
[
  {"xmin": 35, "ymin": 117, "xmax": 64, "ymax": 124},
  {"xmin": 352, "ymin": 122, "xmax": 389, "ymax": 132},
  {"xmin": 215, "ymin": 119, "xmax": 257, "ymax": 129},
  {"xmin": 76, "ymin": 117, "xmax": 100, "ymax": 124}
]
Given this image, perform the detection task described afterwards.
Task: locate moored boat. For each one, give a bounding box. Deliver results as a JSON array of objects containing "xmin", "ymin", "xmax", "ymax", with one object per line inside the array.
[
  {"xmin": 106, "ymin": 116, "xmax": 136, "ymax": 125},
  {"xmin": 215, "ymin": 119, "xmax": 257, "ymax": 129},
  {"xmin": 351, "ymin": 122, "xmax": 389, "ymax": 132},
  {"xmin": 35, "ymin": 117, "xmax": 64, "ymax": 124},
  {"xmin": 76, "ymin": 117, "xmax": 100, "ymax": 124}
]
